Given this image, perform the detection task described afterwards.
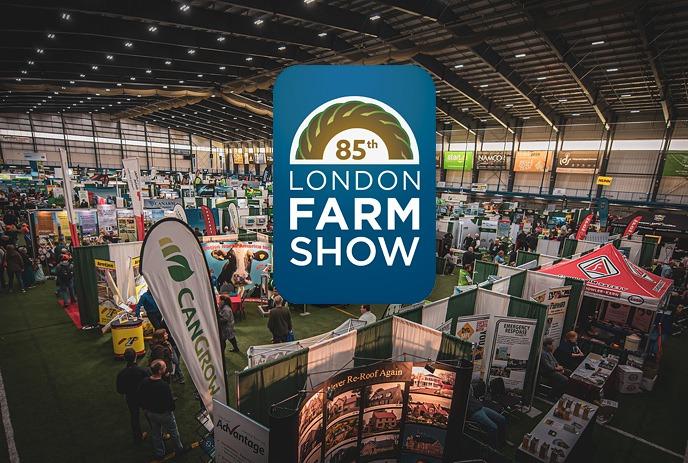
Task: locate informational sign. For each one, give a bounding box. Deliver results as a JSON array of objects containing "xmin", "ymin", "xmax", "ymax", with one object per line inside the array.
[
  {"xmin": 487, "ymin": 317, "xmax": 537, "ymax": 395},
  {"xmin": 35, "ymin": 211, "xmax": 56, "ymax": 235},
  {"xmin": 97, "ymin": 204, "xmax": 118, "ymax": 234},
  {"xmin": 76, "ymin": 209, "xmax": 98, "ymax": 235},
  {"xmin": 663, "ymin": 151, "xmax": 688, "ymax": 177},
  {"xmin": 631, "ymin": 308, "xmax": 654, "ymax": 332},
  {"xmin": 603, "ymin": 302, "xmax": 631, "ymax": 325},
  {"xmin": 497, "ymin": 219, "xmax": 511, "ymax": 238},
  {"xmin": 140, "ymin": 219, "xmax": 226, "ymax": 415},
  {"xmin": 213, "ymin": 399, "xmax": 269, "ymax": 463},
  {"xmin": 476, "ymin": 151, "xmax": 508, "ymax": 170},
  {"xmin": 513, "ymin": 151, "xmax": 552, "ymax": 172},
  {"xmin": 455, "ymin": 314, "xmax": 490, "ymax": 380},
  {"xmin": 443, "ymin": 151, "xmax": 474, "ymax": 171},
  {"xmin": 24, "ymin": 151, "xmax": 47, "ymax": 162},
  {"xmin": 144, "ymin": 198, "xmax": 182, "ymax": 210},
  {"xmin": 533, "ymin": 286, "xmax": 571, "ymax": 348},
  {"xmin": 471, "ymin": 183, "xmax": 488, "ymax": 193},
  {"xmin": 553, "ymin": 187, "xmax": 567, "ymax": 196},
  {"xmin": 202, "ymin": 241, "xmax": 272, "ymax": 301},
  {"xmin": 274, "ymin": 65, "xmax": 435, "ymax": 303},
  {"xmin": 556, "ymin": 151, "xmax": 599, "ymax": 174},
  {"xmin": 95, "ymin": 259, "xmax": 119, "ymax": 325},
  {"xmin": 233, "ymin": 151, "xmax": 245, "ymax": 165},
  {"xmin": 117, "ymin": 209, "xmax": 137, "ymax": 242},
  {"xmin": 296, "ymin": 361, "xmax": 467, "ymax": 463},
  {"xmin": 596, "ymin": 176, "xmax": 613, "ymax": 186}
]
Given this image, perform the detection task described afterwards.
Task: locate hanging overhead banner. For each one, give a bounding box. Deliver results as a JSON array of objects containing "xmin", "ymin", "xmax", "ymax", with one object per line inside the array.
[
  {"xmin": 476, "ymin": 151, "xmax": 508, "ymax": 170},
  {"xmin": 575, "ymin": 213, "xmax": 594, "ymax": 240},
  {"xmin": 622, "ymin": 215, "xmax": 642, "ymax": 238},
  {"xmin": 663, "ymin": 151, "xmax": 688, "ymax": 177},
  {"xmin": 443, "ymin": 151, "xmax": 474, "ymax": 171},
  {"xmin": 140, "ymin": 218, "xmax": 226, "ymax": 415},
  {"xmin": 122, "ymin": 157, "xmax": 145, "ymax": 240},
  {"xmin": 57, "ymin": 148, "xmax": 79, "ymax": 247},
  {"xmin": 513, "ymin": 151, "xmax": 552, "ymax": 172},
  {"xmin": 556, "ymin": 151, "xmax": 599, "ymax": 174}
]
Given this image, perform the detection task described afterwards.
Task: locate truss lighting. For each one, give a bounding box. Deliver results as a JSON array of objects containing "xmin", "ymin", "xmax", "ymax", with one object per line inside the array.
[{"xmin": 124, "ymin": 41, "xmax": 133, "ymax": 48}]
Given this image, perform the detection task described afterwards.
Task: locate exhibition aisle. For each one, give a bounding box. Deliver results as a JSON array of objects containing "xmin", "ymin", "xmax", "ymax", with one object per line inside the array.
[{"xmin": 0, "ymin": 283, "xmax": 685, "ymax": 462}]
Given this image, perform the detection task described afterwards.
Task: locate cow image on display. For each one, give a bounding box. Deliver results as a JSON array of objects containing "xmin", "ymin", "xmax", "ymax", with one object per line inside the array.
[{"xmin": 206, "ymin": 243, "xmax": 271, "ymax": 299}]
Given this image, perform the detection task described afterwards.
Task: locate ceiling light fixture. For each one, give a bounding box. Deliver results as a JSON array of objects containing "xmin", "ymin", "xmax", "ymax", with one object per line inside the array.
[
  {"xmin": 21, "ymin": 70, "xmax": 27, "ymax": 75},
  {"xmin": 480, "ymin": 84, "xmax": 488, "ymax": 88},
  {"xmin": 61, "ymin": 12, "xmax": 71, "ymax": 20},
  {"xmin": 47, "ymin": 33, "xmax": 55, "ymax": 39},
  {"xmin": 606, "ymin": 68, "xmax": 618, "ymax": 72},
  {"xmin": 79, "ymin": 73, "xmax": 85, "ymax": 77},
  {"xmin": 217, "ymin": 36, "xmax": 226, "ymax": 42},
  {"xmin": 621, "ymin": 94, "xmax": 631, "ymax": 97},
  {"xmin": 69, "ymin": 80, "xmax": 75, "ymax": 84},
  {"xmin": 370, "ymin": 14, "xmax": 381, "ymax": 21},
  {"xmin": 148, "ymin": 25, "xmax": 158, "ymax": 32},
  {"xmin": 179, "ymin": 4, "xmax": 190, "ymax": 12},
  {"xmin": 254, "ymin": 19, "xmax": 263, "ymax": 25},
  {"xmin": 130, "ymin": 77, "xmax": 136, "ymax": 80},
  {"xmin": 91, "ymin": 65, "xmax": 98, "ymax": 70},
  {"xmin": 162, "ymin": 85, "xmax": 167, "ymax": 89},
  {"xmin": 572, "ymin": 113, "xmax": 580, "ymax": 116},
  {"xmin": 304, "ymin": 0, "xmax": 315, "ymax": 4},
  {"xmin": 27, "ymin": 60, "xmax": 34, "ymax": 65},
  {"xmin": 187, "ymin": 49, "xmax": 196, "ymax": 54},
  {"xmin": 106, "ymin": 55, "xmax": 114, "ymax": 60},
  {"xmin": 116, "ymin": 83, "xmax": 122, "ymax": 86},
  {"xmin": 245, "ymin": 56, "xmax": 253, "ymax": 61},
  {"xmin": 146, "ymin": 69, "xmax": 152, "ymax": 74},
  {"xmin": 515, "ymin": 53, "xmax": 526, "ymax": 58},
  {"xmin": 278, "ymin": 45, "xmax": 286, "ymax": 51},
  {"xmin": 454, "ymin": 64, "xmax": 463, "ymax": 69},
  {"xmin": 36, "ymin": 48, "xmax": 44, "ymax": 54},
  {"xmin": 630, "ymin": 110, "xmax": 640, "ymax": 113},
  {"xmin": 559, "ymin": 99, "xmax": 567, "ymax": 102},
  {"xmin": 179, "ymin": 80, "xmax": 184, "ymax": 83},
  {"xmin": 537, "ymin": 76, "xmax": 546, "ymax": 80},
  {"xmin": 591, "ymin": 40, "xmax": 605, "ymax": 45},
  {"xmin": 197, "ymin": 74, "xmax": 203, "ymax": 77},
  {"xmin": 318, "ymin": 32, "xmax": 327, "ymax": 37}
]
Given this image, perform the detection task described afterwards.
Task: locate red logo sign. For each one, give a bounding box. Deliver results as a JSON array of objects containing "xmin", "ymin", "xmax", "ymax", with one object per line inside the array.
[
  {"xmin": 577, "ymin": 255, "xmax": 620, "ymax": 279},
  {"xmin": 622, "ymin": 215, "xmax": 642, "ymax": 238}
]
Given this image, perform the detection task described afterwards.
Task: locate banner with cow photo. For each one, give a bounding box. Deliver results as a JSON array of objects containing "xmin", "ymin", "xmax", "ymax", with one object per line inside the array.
[
  {"xmin": 202, "ymin": 240, "xmax": 273, "ymax": 301},
  {"xmin": 140, "ymin": 218, "xmax": 227, "ymax": 414},
  {"xmin": 486, "ymin": 316, "xmax": 537, "ymax": 396}
]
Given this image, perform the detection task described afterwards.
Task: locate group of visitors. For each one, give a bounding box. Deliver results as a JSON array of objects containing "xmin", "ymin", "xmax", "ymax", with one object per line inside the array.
[{"xmin": 538, "ymin": 331, "xmax": 587, "ymax": 398}]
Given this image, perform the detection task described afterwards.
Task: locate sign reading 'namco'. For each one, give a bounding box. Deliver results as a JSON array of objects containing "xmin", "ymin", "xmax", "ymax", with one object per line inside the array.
[{"xmin": 274, "ymin": 66, "xmax": 436, "ymax": 303}]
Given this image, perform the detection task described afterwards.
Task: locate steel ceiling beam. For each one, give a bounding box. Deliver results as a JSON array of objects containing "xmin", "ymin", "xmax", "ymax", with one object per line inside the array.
[
  {"xmin": 635, "ymin": 10, "xmax": 673, "ymax": 125},
  {"xmin": 7, "ymin": 0, "xmax": 353, "ymax": 51}
]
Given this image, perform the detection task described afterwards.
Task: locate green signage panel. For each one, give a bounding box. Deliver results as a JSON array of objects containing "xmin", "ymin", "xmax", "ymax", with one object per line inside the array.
[
  {"xmin": 443, "ymin": 151, "xmax": 474, "ymax": 171},
  {"xmin": 663, "ymin": 151, "xmax": 688, "ymax": 177}
]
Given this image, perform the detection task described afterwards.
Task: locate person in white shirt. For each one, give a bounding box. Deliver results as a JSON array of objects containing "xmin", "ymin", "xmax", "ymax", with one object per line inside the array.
[{"xmin": 358, "ymin": 304, "xmax": 377, "ymax": 324}]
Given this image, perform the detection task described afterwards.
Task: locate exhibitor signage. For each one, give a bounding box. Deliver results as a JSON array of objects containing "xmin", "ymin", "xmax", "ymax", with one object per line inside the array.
[
  {"xmin": 273, "ymin": 65, "xmax": 435, "ymax": 303},
  {"xmin": 476, "ymin": 151, "xmax": 508, "ymax": 170},
  {"xmin": 556, "ymin": 151, "xmax": 599, "ymax": 174},
  {"xmin": 213, "ymin": 399, "xmax": 269, "ymax": 463}
]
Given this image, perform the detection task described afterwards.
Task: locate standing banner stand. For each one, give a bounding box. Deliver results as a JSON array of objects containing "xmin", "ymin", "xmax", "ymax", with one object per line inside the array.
[
  {"xmin": 122, "ymin": 157, "xmax": 145, "ymax": 241},
  {"xmin": 57, "ymin": 147, "xmax": 80, "ymax": 247}
]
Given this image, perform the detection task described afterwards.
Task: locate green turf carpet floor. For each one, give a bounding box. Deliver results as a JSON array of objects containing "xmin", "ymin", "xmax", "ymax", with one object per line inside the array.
[{"xmin": 0, "ymin": 275, "xmax": 685, "ymax": 462}]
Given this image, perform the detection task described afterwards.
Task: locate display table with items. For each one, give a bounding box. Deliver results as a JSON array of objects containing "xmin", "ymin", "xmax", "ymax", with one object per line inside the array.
[
  {"xmin": 567, "ymin": 353, "xmax": 618, "ymax": 401},
  {"xmin": 517, "ymin": 394, "xmax": 598, "ymax": 463}
]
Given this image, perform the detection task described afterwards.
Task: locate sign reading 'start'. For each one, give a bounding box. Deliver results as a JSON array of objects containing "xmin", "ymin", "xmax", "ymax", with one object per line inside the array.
[{"xmin": 274, "ymin": 65, "xmax": 435, "ymax": 303}]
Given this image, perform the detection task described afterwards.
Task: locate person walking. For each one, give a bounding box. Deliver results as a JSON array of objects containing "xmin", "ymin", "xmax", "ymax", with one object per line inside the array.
[
  {"xmin": 5, "ymin": 244, "xmax": 25, "ymax": 293},
  {"xmin": 116, "ymin": 348, "xmax": 150, "ymax": 442},
  {"xmin": 217, "ymin": 295, "xmax": 239, "ymax": 353},
  {"xmin": 138, "ymin": 360, "xmax": 187, "ymax": 460},
  {"xmin": 55, "ymin": 255, "xmax": 76, "ymax": 305},
  {"xmin": 135, "ymin": 290, "xmax": 163, "ymax": 329},
  {"xmin": 267, "ymin": 296, "xmax": 292, "ymax": 343},
  {"xmin": 149, "ymin": 329, "xmax": 175, "ymax": 382}
]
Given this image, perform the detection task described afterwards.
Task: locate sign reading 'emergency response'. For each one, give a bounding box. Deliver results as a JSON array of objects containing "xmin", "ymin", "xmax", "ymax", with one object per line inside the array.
[{"xmin": 273, "ymin": 66, "xmax": 436, "ymax": 303}]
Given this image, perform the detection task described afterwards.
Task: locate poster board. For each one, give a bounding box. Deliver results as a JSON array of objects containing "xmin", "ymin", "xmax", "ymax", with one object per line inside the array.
[
  {"xmin": 213, "ymin": 399, "xmax": 269, "ymax": 463},
  {"xmin": 297, "ymin": 361, "xmax": 467, "ymax": 463},
  {"xmin": 117, "ymin": 209, "xmax": 137, "ymax": 242},
  {"xmin": 455, "ymin": 314, "xmax": 490, "ymax": 381},
  {"xmin": 202, "ymin": 241, "xmax": 272, "ymax": 301},
  {"xmin": 602, "ymin": 302, "xmax": 631, "ymax": 325},
  {"xmin": 97, "ymin": 204, "xmax": 118, "ymax": 234},
  {"xmin": 486, "ymin": 317, "xmax": 537, "ymax": 396},
  {"xmin": 95, "ymin": 258, "xmax": 120, "ymax": 325},
  {"xmin": 532, "ymin": 285, "xmax": 571, "ymax": 348}
]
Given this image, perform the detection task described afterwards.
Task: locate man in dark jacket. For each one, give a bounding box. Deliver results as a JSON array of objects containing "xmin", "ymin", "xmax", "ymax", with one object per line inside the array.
[
  {"xmin": 116, "ymin": 348, "xmax": 150, "ymax": 442},
  {"xmin": 462, "ymin": 234, "xmax": 474, "ymax": 250},
  {"xmin": 526, "ymin": 232, "xmax": 538, "ymax": 252},
  {"xmin": 55, "ymin": 255, "xmax": 75, "ymax": 305},
  {"xmin": 138, "ymin": 360, "xmax": 186, "ymax": 459},
  {"xmin": 539, "ymin": 338, "xmax": 569, "ymax": 398},
  {"xmin": 135, "ymin": 290, "xmax": 163, "ymax": 329},
  {"xmin": 267, "ymin": 296, "xmax": 292, "ymax": 343},
  {"xmin": 5, "ymin": 244, "xmax": 25, "ymax": 293},
  {"xmin": 462, "ymin": 246, "xmax": 476, "ymax": 272},
  {"xmin": 555, "ymin": 331, "xmax": 585, "ymax": 370}
]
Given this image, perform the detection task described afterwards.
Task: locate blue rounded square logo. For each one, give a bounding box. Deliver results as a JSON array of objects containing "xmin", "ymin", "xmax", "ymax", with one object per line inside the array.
[{"xmin": 274, "ymin": 65, "xmax": 436, "ymax": 304}]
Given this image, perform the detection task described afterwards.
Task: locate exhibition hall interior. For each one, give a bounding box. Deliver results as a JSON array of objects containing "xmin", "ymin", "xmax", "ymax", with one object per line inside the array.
[{"xmin": 1, "ymin": 1, "xmax": 688, "ymax": 462}]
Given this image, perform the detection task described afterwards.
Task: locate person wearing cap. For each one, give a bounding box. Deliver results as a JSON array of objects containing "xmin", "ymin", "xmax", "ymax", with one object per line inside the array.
[
  {"xmin": 116, "ymin": 348, "xmax": 150, "ymax": 442},
  {"xmin": 55, "ymin": 254, "xmax": 75, "ymax": 305}
]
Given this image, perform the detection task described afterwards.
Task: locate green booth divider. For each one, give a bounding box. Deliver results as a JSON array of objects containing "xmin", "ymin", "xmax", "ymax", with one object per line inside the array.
[
  {"xmin": 639, "ymin": 239, "xmax": 659, "ymax": 266},
  {"xmin": 516, "ymin": 250, "xmax": 539, "ymax": 267},
  {"xmin": 446, "ymin": 289, "xmax": 478, "ymax": 334},
  {"xmin": 73, "ymin": 244, "xmax": 110, "ymax": 326},
  {"xmin": 561, "ymin": 238, "xmax": 578, "ymax": 257},
  {"xmin": 237, "ymin": 349, "xmax": 309, "ymax": 426},
  {"xmin": 473, "ymin": 260, "xmax": 498, "ymax": 284},
  {"xmin": 353, "ymin": 317, "xmax": 394, "ymax": 366},
  {"xmin": 563, "ymin": 277, "xmax": 585, "ymax": 335},
  {"xmin": 508, "ymin": 270, "xmax": 527, "ymax": 297}
]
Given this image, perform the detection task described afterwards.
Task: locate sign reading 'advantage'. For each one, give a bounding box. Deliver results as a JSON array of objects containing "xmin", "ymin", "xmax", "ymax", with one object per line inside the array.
[{"xmin": 273, "ymin": 66, "xmax": 435, "ymax": 303}]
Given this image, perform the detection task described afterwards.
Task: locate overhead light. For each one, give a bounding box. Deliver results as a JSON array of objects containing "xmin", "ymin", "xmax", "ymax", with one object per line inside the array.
[
  {"xmin": 505, "ymin": 104, "xmax": 513, "ymax": 107},
  {"xmin": 130, "ymin": 77, "xmax": 136, "ymax": 80},
  {"xmin": 559, "ymin": 99, "xmax": 567, "ymax": 102},
  {"xmin": 105, "ymin": 88, "xmax": 110, "ymax": 91},
  {"xmin": 592, "ymin": 40, "xmax": 605, "ymax": 45},
  {"xmin": 116, "ymin": 83, "xmax": 122, "ymax": 86},
  {"xmin": 148, "ymin": 25, "xmax": 158, "ymax": 32},
  {"xmin": 126, "ymin": 98, "xmax": 131, "ymax": 101},
  {"xmin": 621, "ymin": 94, "xmax": 631, "ymax": 98},
  {"xmin": 61, "ymin": 12, "xmax": 71, "ymax": 20},
  {"xmin": 87, "ymin": 97, "xmax": 91, "ymax": 100},
  {"xmin": 571, "ymin": 113, "xmax": 580, "ymax": 116},
  {"xmin": 606, "ymin": 68, "xmax": 618, "ymax": 72},
  {"xmin": 207, "ymin": 109, "xmax": 211, "ymax": 112},
  {"xmin": 454, "ymin": 64, "xmax": 463, "ymax": 69},
  {"xmin": 278, "ymin": 45, "xmax": 286, "ymax": 51},
  {"xmin": 187, "ymin": 49, "xmax": 196, "ymax": 55},
  {"xmin": 27, "ymin": 60, "xmax": 34, "ymax": 65},
  {"xmin": 36, "ymin": 48, "xmax": 44, "ymax": 54},
  {"xmin": 124, "ymin": 41, "xmax": 133, "ymax": 48},
  {"xmin": 630, "ymin": 110, "xmax": 640, "ymax": 113},
  {"xmin": 91, "ymin": 65, "xmax": 99, "ymax": 70},
  {"xmin": 145, "ymin": 69, "xmax": 152, "ymax": 74},
  {"xmin": 162, "ymin": 85, "xmax": 167, "ymax": 89},
  {"xmin": 15, "ymin": 78, "xmax": 21, "ymax": 82},
  {"xmin": 54, "ymin": 91, "xmax": 59, "ymax": 94},
  {"xmin": 106, "ymin": 55, "xmax": 114, "ymax": 60},
  {"xmin": 222, "ymin": 106, "xmax": 226, "ymax": 109},
  {"xmin": 164, "ymin": 60, "xmax": 172, "ymax": 65},
  {"xmin": 522, "ymin": 116, "xmax": 530, "ymax": 120},
  {"xmin": 171, "ymin": 115, "xmax": 175, "ymax": 118},
  {"xmin": 480, "ymin": 84, "xmax": 488, "ymax": 88},
  {"xmin": 537, "ymin": 76, "xmax": 546, "ymax": 80},
  {"xmin": 47, "ymin": 33, "xmax": 56, "ymax": 39},
  {"xmin": 318, "ymin": 32, "xmax": 327, "ymax": 37},
  {"xmin": 21, "ymin": 70, "xmax": 27, "ymax": 75},
  {"xmin": 137, "ymin": 94, "xmax": 141, "ymax": 97},
  {"xmin": 370, "ymin": 14, "xmax": 381, "ymax": 21},
  {"xmin": 254, "ymin": 19, "xmax": 263, "ymax": 25},
  {"xmin": 179, "ymin": 4, "xmax": 190, "ymax": 11},
  {"xmin": 217, "ymin": 36, "xmax": 226, "ymax": 42},
  {"xmin": 304, "ymin": 0, "xmax": 315, "ymax": 4},
  {"xmin": 79, "ymin": 100, "xmax": 83, "ymax": 103},
  {"xmin": 179, "ymin": 80, "xmax": 184, "ymax": 83},
  {"xmin": 515, "ymin": 53, "xmax": 526, "ymax": 58},
  {"xmin": 197, "ymin": 74, "xmax": 203, "ymax": 77},
  {"xmin": 194, "ymin": 111, "xmax": 198, "ymax": 114},
  {"xmin": 79, "ymin": 73, "xmax": 85, "ymax": 77},
  {"xmin": 69, "ymin": 80, "xmax": 75, "ymax": 84},
  {"xmin": 245, "ymin": 56, "xmax": 253, "ymax": 61}
]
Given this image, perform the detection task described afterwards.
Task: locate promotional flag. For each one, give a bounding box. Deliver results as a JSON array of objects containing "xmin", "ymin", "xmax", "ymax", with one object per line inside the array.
[
  {"xmin": 623, "ymin": 215, "xmax": 642, "ymax": 238},
  {"xmin": 173, "ymin": 204, "xmax": 188, "ymax": 223},
  {"xmin": 57, "ymin": 148, "xmax": 80, "ymax": 247},
  {"xmin": 575, "ymin": 213, "xmax": 594, "ymax": 240},
  {"xmin": 122, "ymin": 157, "xmax": 145, "ymax": 240},
  {"xmin": 201, "ymin": 205, "xmax": 218, "ymax": 236},
  {"xmin": 140, "ymin": 219, "xmax": 227, "ymax": 414}
]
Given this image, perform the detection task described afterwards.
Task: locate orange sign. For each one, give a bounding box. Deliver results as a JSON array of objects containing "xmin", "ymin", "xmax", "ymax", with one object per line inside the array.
[{"xmin": 513, "ymin": 151, "xmax": 553, "ymax": 172}]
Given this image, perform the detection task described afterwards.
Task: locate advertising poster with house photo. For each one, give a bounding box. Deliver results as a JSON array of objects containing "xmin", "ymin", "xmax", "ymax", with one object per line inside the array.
[
  {"xmin": 533, "ymin": 286, "xmax": 571, "ymax": 348},
  {"xmin": 487, "ymin": 316, "xmax": 537, "ymax": 396}
]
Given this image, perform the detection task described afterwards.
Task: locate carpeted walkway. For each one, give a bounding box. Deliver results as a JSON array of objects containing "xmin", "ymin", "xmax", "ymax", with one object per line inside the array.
[{"xmin": 0, "ymin": 276, "xmax": 685, "ymax": 462}]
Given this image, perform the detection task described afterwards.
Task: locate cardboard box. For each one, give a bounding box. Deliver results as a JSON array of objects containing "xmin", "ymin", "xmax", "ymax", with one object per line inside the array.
[
  {"xmin": 641, "ymin": 375, "xmax": 657, "ymax": 392},
  {"xmin": 618, "ymin": 365, "xmax": 643, "ymax": 384},
  {"xmin": 618, "ymin": 381, "xmax": 641, "ymax": 394}
]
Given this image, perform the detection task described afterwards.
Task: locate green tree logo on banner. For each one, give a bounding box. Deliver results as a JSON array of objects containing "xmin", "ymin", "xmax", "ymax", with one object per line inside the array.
[{"xmin": 159, "ymin": 237, "xmax": 195, "ymax": 282}]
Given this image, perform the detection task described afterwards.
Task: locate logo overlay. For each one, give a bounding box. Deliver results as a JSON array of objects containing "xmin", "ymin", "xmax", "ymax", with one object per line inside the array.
[
  {"xmin": 274, "ymin": 66, "xmax": 435, "ymax": 303},
  {"xmin": 577, "ymin": 255, "xmax": 620, "ymax": 279}
]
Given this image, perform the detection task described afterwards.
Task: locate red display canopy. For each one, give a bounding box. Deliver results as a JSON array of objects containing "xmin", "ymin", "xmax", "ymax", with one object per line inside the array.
[{"xmin": 538, "ymin": 244, "xmax": 672, "ymax": 310}]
